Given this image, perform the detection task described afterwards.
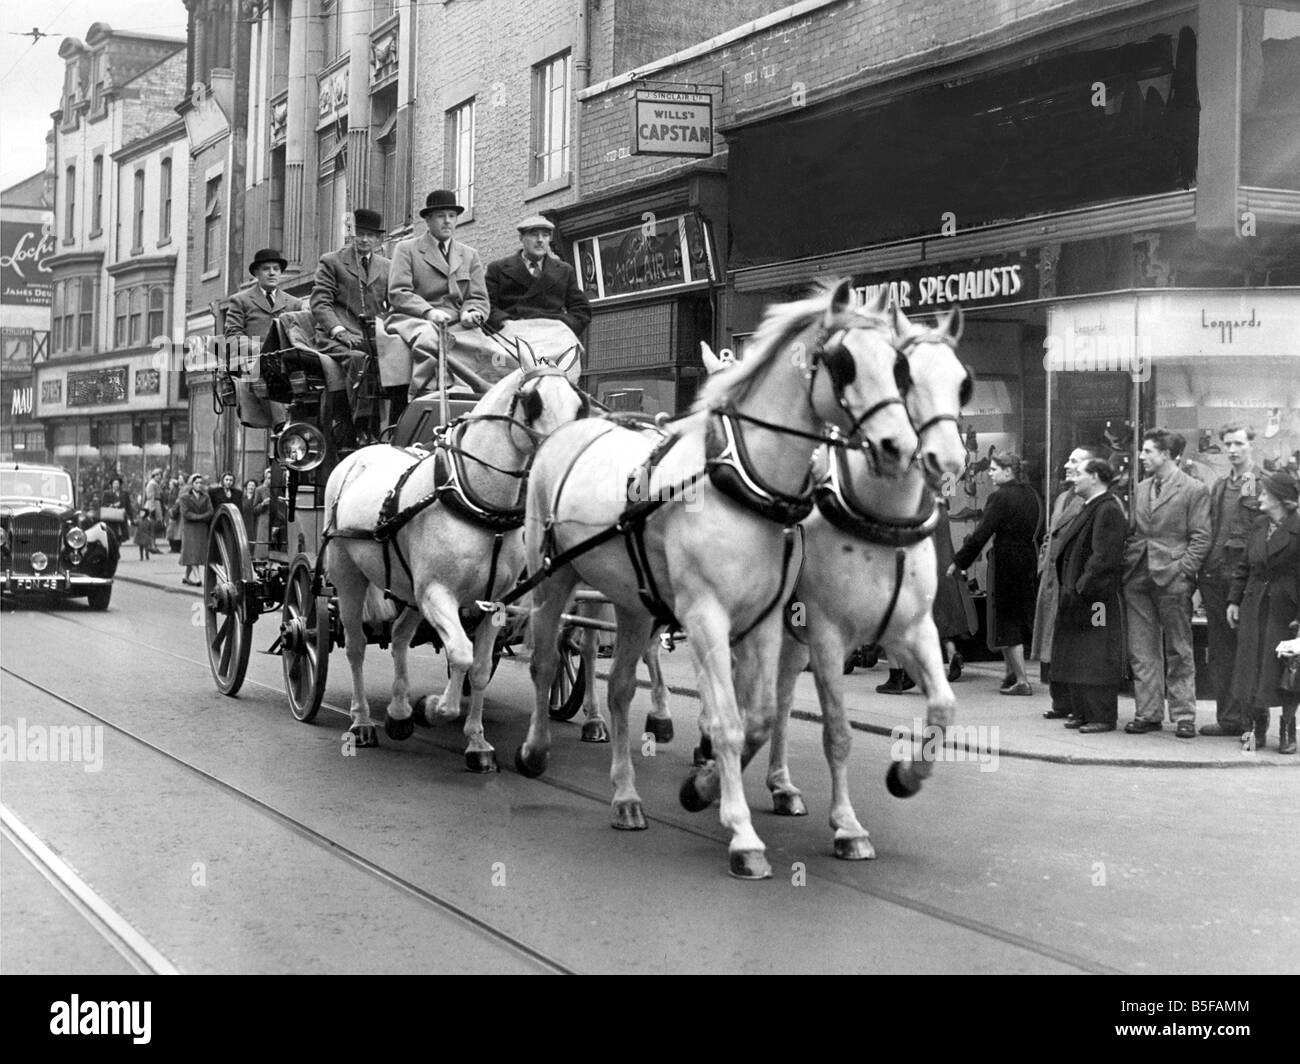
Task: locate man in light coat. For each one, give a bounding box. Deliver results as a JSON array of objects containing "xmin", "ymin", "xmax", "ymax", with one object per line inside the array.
[
  {"xmin": 386, "ymin": 189, "xmax": 495, "ymax": 399},
  {"xmin": 224, "ymin": 248, "xmax": 304, "ymax": 344},
  {"xmin": 1122, "ymin": 429, "xmax": 1212, "ymax": 738}
]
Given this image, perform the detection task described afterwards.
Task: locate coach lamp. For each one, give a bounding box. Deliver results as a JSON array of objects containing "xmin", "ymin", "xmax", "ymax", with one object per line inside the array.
[{"xmin": 275, "ymin": 422, "xmax": 327, "ymax": 472}]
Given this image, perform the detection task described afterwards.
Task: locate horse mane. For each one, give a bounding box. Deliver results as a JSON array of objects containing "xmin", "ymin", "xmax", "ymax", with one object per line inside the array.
[{"xmin": 691, "ymin": 289, "xmax": 834, "ymax": 414}]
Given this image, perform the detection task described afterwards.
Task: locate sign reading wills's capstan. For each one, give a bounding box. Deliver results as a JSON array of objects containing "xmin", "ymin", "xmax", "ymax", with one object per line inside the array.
[{"xmin": 632, "ymin": 90, "xmax": 713, "ymax": 157}]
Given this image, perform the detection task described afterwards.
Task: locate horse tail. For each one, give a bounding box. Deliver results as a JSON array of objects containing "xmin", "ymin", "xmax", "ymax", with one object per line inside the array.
[{"xmin": 362, "ymin": 583, "xmax": 399, "ymax": 625}]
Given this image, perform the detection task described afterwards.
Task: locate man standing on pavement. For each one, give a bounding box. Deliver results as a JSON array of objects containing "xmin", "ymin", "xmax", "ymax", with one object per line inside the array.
[
  {"xmin": 311, "ymin": 208, "xmax": 391, "ymax": 442},
  {"xmin": 386, "ymin": 189, "xmax": 492, "ymax": 398},
  {"xmin": 1123, "ymin": 429, "xmax": 1212, "ymax": 739},
  {"xmin": 485, "ymin": 215, "xmax": 591, "ymax": 343},
  {"xmin": 1198, "ymin": 423, "xmax": 1262, "ymax": 737}
]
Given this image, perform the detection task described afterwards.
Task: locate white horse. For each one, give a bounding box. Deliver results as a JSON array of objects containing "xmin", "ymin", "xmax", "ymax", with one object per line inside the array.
[
  {"xmin": 322, "ymin": 349, "xmax": 587, "ymax": 770},
  {"xmin": 761, "ymin": 304, "xmax": 971, "ymax": 858},
  {"xmin": 515, "ymin": 280, "xmax": 918, "ymax": 878}
]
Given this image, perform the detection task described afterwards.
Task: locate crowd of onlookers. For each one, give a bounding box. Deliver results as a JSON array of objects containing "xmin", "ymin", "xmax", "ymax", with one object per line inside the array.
[{"xmin": 80, "ymin": 467, "xmax": 274, "ymax": 585}]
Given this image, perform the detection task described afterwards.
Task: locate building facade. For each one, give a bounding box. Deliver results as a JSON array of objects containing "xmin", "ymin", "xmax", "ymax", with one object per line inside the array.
[
  {"xmin": 1, "ymin": 169, "xmax": 55, "ymax": 463},
  {"xmin": 39, "ymin": 23, "xmax": 190, "ymax": 498}
]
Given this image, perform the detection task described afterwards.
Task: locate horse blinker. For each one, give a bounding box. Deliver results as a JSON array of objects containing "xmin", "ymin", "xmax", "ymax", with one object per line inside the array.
[{"xmin": 821, "ymin": 344, "xmax": 856, "ymax": 391}]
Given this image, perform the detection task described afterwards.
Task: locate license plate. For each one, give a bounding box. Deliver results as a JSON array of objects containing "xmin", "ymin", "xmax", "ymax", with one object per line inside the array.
[{"xmin": 11, "ymin": 576, "xmax": 62, "ymax": 591}]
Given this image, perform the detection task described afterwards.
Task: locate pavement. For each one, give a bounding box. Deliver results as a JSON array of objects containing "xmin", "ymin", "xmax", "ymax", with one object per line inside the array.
[{"xmin": 113, "ymin": 550, "xmax": 1298, "ymax": 769}]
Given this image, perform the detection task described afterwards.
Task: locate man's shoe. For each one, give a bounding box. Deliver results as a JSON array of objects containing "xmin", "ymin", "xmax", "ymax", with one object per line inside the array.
[
  {"xmin": 1125, "ymin": 719, "xmax": 1162, "ymax": 734},
  {"xmin": 1042, "ymin": 709, "xmax": 1072, "ymax": 719},
  {"xmin": 1198, "ymin": 723, "xmax": 1239, "ymax": 736},
  {"xmin": 1063, "ymin": 717, "xmax": 1085, "ymax": 729},
  {"xmin": 946, "ymin": 652, "xmax": 963, "ymax": 682},
  {"xmin": 1079, "ymin": 722, "xmax": 1117, "ymax": 734},
  {"xmin": 1000, "ymin": 681, "xmax": 1033, "ymax": 696},
  {"xmin": 1175, "ymin": 721, "xmax": 1196, "ymax": 739},
  {"xmin": 875, "ymin": 669, "xmax": 917, "ymax": 695}
]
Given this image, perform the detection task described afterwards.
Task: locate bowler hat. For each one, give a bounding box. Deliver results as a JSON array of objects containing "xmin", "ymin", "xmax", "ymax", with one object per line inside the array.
[
  {"xmin": 249, "ymin": 248, "xmax": 288, "ymax": 274},
  {"xmin": 354, "ymin": 207, "xmax": 384, "ymax": 232},
  {"xmin": 419, "ymin": 189, "xmax": 465, "ymax": 217},
  {"xmin": 517, "ymin": 214, "xmax": 555, "ymax": 233},
  {"xmin": 1261, "ymin": 469, "xmax": 1300, "ymax": 505}
]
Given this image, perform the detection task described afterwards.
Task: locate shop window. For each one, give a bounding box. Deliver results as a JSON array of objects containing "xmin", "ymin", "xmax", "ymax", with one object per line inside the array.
[
  {"xmin": 1240, "ymin": 6, "xmax": 1300, "ymax": 190},
  {"xmin": 447, "ymin": 99, "xmax": 475, "ymax": 214},
  {"xmin": 531, "ymin": 52, "xmax": 571, "ymax": 185}
]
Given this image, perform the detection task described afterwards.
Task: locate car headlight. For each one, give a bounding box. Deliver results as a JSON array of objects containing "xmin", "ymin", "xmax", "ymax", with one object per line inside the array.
[
  {"xmin": 275, "ymin": 422, "xmax": 327, "ymax": 472},
  {"xmin": 65, "ymin": 527, "xmax": 87, "ymax": 549},
  {"xmin": 30, "ymin": 551, "xmax": 48, "ymax": 572}
]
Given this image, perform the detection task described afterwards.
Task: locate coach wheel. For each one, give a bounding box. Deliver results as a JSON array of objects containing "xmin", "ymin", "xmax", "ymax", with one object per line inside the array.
[
  {"xmin": 204, "ymin": 504, "xmax": 255, "ymax": 696},
  {"xmin": 548, "ymin": 628, "xmax": 587, "ymax": 722},
  {"xmin": 282, "ymin": 554, "xmax": 330, "ymax": 723}
]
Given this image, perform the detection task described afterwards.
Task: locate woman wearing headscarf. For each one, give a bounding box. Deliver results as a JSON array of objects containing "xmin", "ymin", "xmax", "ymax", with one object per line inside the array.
[
  {"xmin": 1227, "ymin": 470, "xmax": 1300, "ymax": 754},
  {"xmin": 179, "ymin": 474, "xmax": 214, "ymax": 585},
  {"xmin": 950, "ymin": 451, "xmax": 1042, "ymax": 695}
]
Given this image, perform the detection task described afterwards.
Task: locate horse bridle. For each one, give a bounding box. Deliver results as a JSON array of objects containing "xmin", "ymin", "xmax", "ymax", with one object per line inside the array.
[
  {"xmin": 808, "ymin": 316, "xmax": 911, "ymax": 449},
  {"xmin": 892, "ymin": 329, "xmax": 973, "ymax": 440}
]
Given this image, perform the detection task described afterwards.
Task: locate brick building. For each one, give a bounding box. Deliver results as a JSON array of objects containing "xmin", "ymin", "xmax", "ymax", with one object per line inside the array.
[{"xmin": 39, "ymin": 23, "xmax": 190, "ymax": 498}]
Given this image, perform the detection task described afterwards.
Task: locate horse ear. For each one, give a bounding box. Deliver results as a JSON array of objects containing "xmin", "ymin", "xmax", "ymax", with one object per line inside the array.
[
  {"xmin": 514, "ymin": 334, "xmax": 537, "ymax": 371},
  {"xmin": 941, "ymin": 304, "xmax": 964, "ymax": 343},
  {"xmin": 555, "ymin": 344, "xmax": 581, "ymax": 381},
  {"xmin": 864, "ymin": 287, "xmax": 890, "ymax": 316},
  {"xmin": 889, "ymin": 301, "xmax": 911, "ymax": 338},
  {"xmin": 701, "ymin": 341, "xmax": 723, "ymax": 375},
  {"xmin": 824, "ymin": 277, "xmax": 854, "ymax": 325}
]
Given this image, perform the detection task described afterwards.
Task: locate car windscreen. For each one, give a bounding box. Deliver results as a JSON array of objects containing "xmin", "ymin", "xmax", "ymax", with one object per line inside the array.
[{"xmin": 0, "ymin": 470, "xmax": 74, "ymax": 506}]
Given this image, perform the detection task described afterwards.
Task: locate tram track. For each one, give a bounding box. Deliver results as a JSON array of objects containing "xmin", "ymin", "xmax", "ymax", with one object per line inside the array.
[{"xmin": 7, "ymin": 601, "xmax": 1122, "ymax": 974}]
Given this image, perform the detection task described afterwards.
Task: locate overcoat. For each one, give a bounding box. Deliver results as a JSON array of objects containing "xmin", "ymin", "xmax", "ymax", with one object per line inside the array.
[
  {"xmin": 224, "ymin": 285, "xmax": 304, "ymax": 343},
  {"xmin": 932, "ymin": 505, "xmax": 975, "ymax": 639},
  {"xmin": 310, "ymin": 245, "xmax": 391, "ymax": 354},
  {"xmin": 1031, "ymin": 488, "xmax": 1084, "ymax": 662},
  {"xmin": 953, "ymin": 480, "xmax": 1041, "ymax": 648},
  {"xmin": 1049, "ymin": 491, "xmax": 1128, "ymax": 686},
  {"xmin": 1228, "ymin": 512, "xmax": 1300, "ymax": 707},
  {"xmin": 485, "ymin": 252, "xmax": 592, "ymax": 337},
  {"xmin": 386, "ymin": 233, "xmax": 489, "ymax": 336},
  {"xmin": 179, "ymin": 490, "xmax": 214, "ymax": 566},
  {"xmin": 99, "ymin": 486, "xmax": 135, "ymax": 545}
]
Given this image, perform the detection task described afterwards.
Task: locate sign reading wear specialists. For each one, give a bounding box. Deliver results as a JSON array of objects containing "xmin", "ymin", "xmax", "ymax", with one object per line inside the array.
[
  {"xmin": 853, "ymin": 253, "xmax": 1037, "ymax": 312},
  {"xmin": 632, "ymin": 90, "xmax": 713, "ymax": 157},
  {"xmin": 1, "ymin": 220, "xmax": 55, "ymax": 306}
]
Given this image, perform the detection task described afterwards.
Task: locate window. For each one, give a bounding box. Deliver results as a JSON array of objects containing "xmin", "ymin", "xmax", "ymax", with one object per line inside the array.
[
  {"xmin": 1241, "ymin": 6, "xmax": 1300, "ymax": 190},
  {"xmin": 114, "ymin": 289, "xmax": 128, "ymax": 347},
  {"xmin": 79, "ymin": 277, "xmax": 95, "ymax": 349},
  {"xmin": 128, "ymin": 288, "xmax": 144, "ymax": 345},
  {"xmin": 147, "ymin": 287, "xmax": 166, "ymax": 340},
  {"xmin": 532, "ymin": 52, "xmax": 571, "ymax": 184},
  {"xmin": 317, "ymin": 125, "xmax": 347, "ymax": 258},
  {"xmin": 132, "ymin": 169, "xmax": 146, "ymax": 251},
  {"xmin": 269, "ymin": 145, "xmax": 286, "ymax": 250},
  {"xmin": 447, "ymin": 99, "xmax": 475, "ymax": 213},
  {"xmin": 204, "ymin": 175, "xmax": 223, "ymax": 273},
  {"xmin": 91, "ymin": 155, "xmax": 103, "ymax": 233},
  {"xmin": 64, "ymin": 164, "xmax": 76, "ymax": 240},
  {"xmin": 160, "ymin": 158, "xmax": 172, "ymax": 241},
  {"xmin": 322, "ymin": 0, "xmax": 344, "ymax": 66}
]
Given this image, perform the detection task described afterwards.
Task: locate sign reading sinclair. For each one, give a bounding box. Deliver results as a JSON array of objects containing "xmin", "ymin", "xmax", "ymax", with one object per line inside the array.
[{"xmin": 632, "ymin": 90, "xmax": 713, "ymax": 157}]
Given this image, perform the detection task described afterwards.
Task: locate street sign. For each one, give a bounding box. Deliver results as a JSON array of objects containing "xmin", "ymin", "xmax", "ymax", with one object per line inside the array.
[{"xmin": 632, "ymin": 90, "xmax": 713, "ymax": 157}]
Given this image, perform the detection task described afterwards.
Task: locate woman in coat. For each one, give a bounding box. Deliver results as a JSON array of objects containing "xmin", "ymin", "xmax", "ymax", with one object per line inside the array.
[
  {"xmin": 165, "ymin": 477, "xmax": 184, "ymax": 553},
  {"xmin": 1227, "ymin": 470, "xmax": 1300, "ymax": 754},
  {"xmin": 1049, "ymin": 459, "xmax": 1128, "ymax": 732},
  {"xmin": 950, "ymin": 451, "xmax": 1042, "ymax": 695},
  {"xmin": 240, "ymin": 479, "xmax": 260, "ymax": 530},
  {"xmin": 179, "ymin": 474, "xmax": 214, "ymax": 585},
  {"xmin": 100, "ymin": 475, "xmax": 135, "ymax": 546}
]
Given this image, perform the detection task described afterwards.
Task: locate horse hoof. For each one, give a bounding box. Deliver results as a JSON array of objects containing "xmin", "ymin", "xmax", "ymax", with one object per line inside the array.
[
  {"xmin": 385, "ymin": 716, "xmax": 414, "ymax": 742},
  {"xmin": 728, "ymin": 850, "xmax": 772, "ymax": 880},
  {"xmin": 611, "ymin": 799, "xmax": 647, "ymax": 831},
  {"xmin": 834, "ymin": 835, "xmax": 877, "ymax": 861},
  {"xmin": 644, "ymin": 716, "xmax": 674, "ymax": 744},
  {"xmin": 581, "ymin": 718, "xmax": 610, "ymax": 744},
  {"xmin": 678, "ymin": 772, "xmax": 712, "ymax": 813},
  {"xmin": 410, "ymin": 697, "xmax": 431, "ymax": 727},
  {"xmin": 886, "ymin": 761, "xmax": 921, "ymax": 799},
  {"xmin": 514, "ymin": 746, "xmax": 547, "ymax": 779},
  {"xmin": 349, "ymin": 724, "xmax": 379, "ymax": 749},
  {"xmin": 772, "ymin": 791, "xmax": 808, "ymax": 817},
  {"xmin": 465, "ymin": 749, "xmax": 499, "ymax": 774}
]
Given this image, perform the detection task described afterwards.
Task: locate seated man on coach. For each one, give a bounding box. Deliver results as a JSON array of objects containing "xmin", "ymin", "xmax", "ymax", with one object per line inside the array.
[
  {"xmin": 484, "ymin": 215, "xmax": 591, "ymax": 373},
  {"xmin": 385, "ymin": 189, "xmax": 502, "ymax": 398}
]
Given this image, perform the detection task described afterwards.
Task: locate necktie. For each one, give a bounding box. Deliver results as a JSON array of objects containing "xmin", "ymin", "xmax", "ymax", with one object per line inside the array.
[
  {"xmin": 360, "ymin": 255, "xmax": 370, "ymax": 281},
  {"xmin": 265, "ymin": 289, "xmax": 276, "ymax": 307},
  {"xmin": 527, "ymin": 257, "xmax": 541, "ymax": 279},
  {"xmin": 439, "ymin": 241, "xmax": 450, "ymax": 261},
  {"xmin": 1153, "ymin": 478, "xmax": 1162, "ymax": 499}
]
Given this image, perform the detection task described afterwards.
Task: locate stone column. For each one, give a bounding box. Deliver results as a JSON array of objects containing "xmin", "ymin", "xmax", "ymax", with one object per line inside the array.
[
  {"xmin": 344, "ymin": 0, "xmax": 370, "ymax": 217},
  {"xmin": 283, "ymin": 0, "xmax": 309, "ymax": 266}
]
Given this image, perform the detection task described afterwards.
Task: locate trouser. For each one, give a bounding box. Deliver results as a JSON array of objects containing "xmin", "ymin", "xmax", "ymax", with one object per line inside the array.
[
  {"xmin": 1064, "ymin": 683, "xmax": 1119, "ymax": 725},
  {"xmin": 1124, "ymin": 567, "xmax": 1198, "ymax": 724},
  {"xmin": 385, "ymin": 386, "xmax": 409, "ymax": 429},
  {"xmin": 1049, "ymin": 679, "xmax": 1070, "ymax": 713},
  {"xmin": 1199, "ymin": 571, "xmax": 1244, "ymax": 730}
]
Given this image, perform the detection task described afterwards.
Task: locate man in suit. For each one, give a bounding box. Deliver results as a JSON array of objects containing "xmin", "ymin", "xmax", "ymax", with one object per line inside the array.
[
  {"xmin": 1123, "ymin": 429, "xmax": 1212, "ymax": 738},
  {"xmin": 486, "ymin": 215, "xmax": 591, "ymax": 339},
  {"xmin": 224, "ymin": 248, "xmax": 303, "ymax": 344},
  {"xmin": 1199, "ymin": 423, "xmax": 1263, "ymax": 737},
  {"xmin": 386, "ymin": 189, "xmax": 494, "ymax": 399},
  {"xmin": 311, "ymin": 207, "xmax": 391, "ymax": 440}
]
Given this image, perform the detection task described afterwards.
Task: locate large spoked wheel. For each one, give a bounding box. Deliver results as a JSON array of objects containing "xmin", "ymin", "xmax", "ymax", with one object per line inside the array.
[
  {"xmin": 281, "ymin": 555, "xmax": 330, "ymax": 723},
  {"xmin": 548, "ymin": 625, "xmax": 587, "ymax": 722},
  {"xmin": 204, "ymin": 504, "xmax": 255, "ymax": 696}
]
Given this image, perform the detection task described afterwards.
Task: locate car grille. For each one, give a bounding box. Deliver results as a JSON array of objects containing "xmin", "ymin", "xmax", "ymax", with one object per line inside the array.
[{"xmin": 8, "ymin": 514, "xmax": 63, "ymax": 573}]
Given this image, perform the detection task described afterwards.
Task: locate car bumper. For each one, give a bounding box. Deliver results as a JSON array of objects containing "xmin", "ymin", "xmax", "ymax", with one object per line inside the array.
[{"xmin": 2, "ymin": 572, "xmax": 112, "ymax": 594}]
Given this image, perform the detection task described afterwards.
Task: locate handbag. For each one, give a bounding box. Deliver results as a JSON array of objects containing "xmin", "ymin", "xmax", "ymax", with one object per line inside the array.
[{"xmin": 1282, "ymin": 656, "xmax": 1300, "ymax": 694}]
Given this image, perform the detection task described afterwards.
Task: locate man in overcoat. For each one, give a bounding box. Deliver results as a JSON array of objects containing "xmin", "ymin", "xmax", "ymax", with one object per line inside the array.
[
  {"xmin": 224, "ymin": 248, "xmax": 304, "ymax": 343},
  {"xmin": 1050, "ymin": 459, "xmax": 1128, "ymax": 731},
  {"xmin": 486, "ymin": 215, "xmax": 591, "ymax": 337},
  {"xmin": 386, "ymin": 189, "xmax": 494, "ymax": 399},
  {"xmin": 1122, "ymin": 429, "xmax": 1211, "ymax": 738}
]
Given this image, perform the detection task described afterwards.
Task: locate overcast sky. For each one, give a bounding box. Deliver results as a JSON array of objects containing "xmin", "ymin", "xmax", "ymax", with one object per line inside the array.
[{"xmin": 0, "ymin": 1, "xmax": 189, "ymax": 192}]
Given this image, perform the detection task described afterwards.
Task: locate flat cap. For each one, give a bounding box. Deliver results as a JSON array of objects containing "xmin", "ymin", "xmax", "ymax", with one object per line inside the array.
[{"xmin": 517, "ymin": 214, "xmax": 555, "ymax": 233}]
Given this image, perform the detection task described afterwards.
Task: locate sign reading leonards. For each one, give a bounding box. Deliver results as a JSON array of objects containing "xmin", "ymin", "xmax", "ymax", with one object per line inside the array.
[{"xmin": 632, "ymin": 90, "xmax": 713, "ymax": 157}]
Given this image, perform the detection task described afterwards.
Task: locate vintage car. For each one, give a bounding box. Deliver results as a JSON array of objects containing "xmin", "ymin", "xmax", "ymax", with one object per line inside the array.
[{"xmin": 1, "ymin": 463, "xmax": 117, "ymax": 609}]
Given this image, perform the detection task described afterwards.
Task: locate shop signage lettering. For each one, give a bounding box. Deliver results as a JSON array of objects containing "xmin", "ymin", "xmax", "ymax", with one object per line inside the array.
[
  {"xmin": 41, "ymin": 378, "xmax": 62, "ymax": 404},
  {"xmin": 855, "ymin": 265, "xmax": 1024, "ymax": 310},
  {"xmin": 67, "ymin": 366, "xmax": 129, "ymax": 407},
  {"xmin": 1201, "ymin": 308, "xmax": 1261, "ymax": 344},
  {"xmin": 10, "ymin": 386, "xmax": 33, "ymax": 416},
  {"xmin": 1, "ymin": 221, "xmax": 56, "ymax": 307},
  {"xmin": 633, "ymin": 90, "xmax": 713, "ymax": 158}
]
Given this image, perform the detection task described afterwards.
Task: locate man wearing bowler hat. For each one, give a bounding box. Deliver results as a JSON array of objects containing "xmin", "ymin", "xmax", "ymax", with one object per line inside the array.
[
  {"xmin": 311, "ymin": 208, "xmax": 391, "ymax": 439},
  {"xmin": 386, "ymin": 189, "xmax": 496, "ymax": 398},
  {"xmin": 224, "ymin": 248, "xmax": 304, "ymax": 341},
  {"xmin": 485, "ymin": 215, "xmax": 591, "ymax": 338}
]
